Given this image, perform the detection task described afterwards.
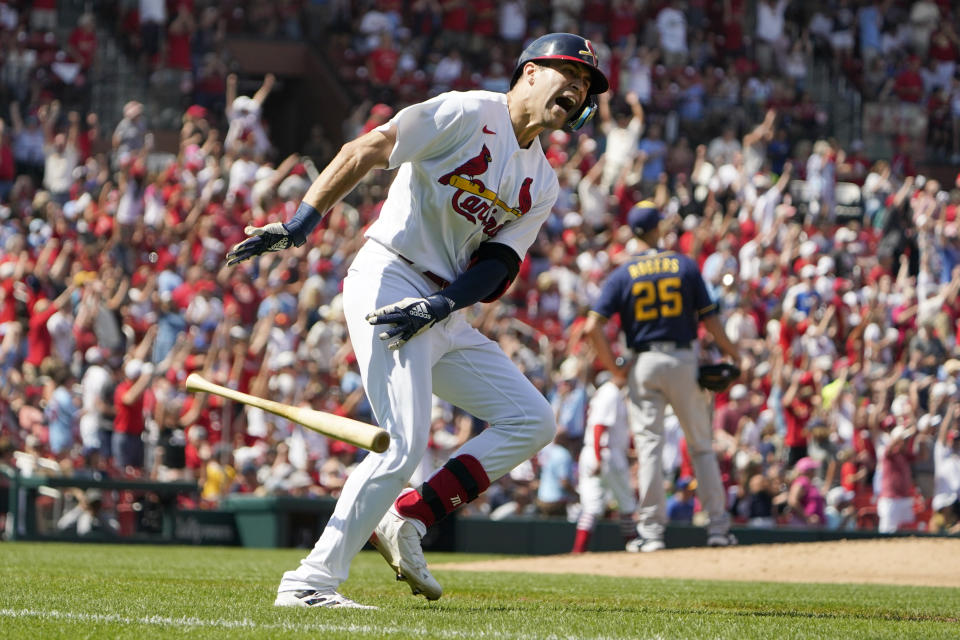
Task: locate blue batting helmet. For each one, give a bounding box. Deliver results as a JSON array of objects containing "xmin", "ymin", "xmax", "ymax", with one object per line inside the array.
[{"xmin": 511, "ymin": 33, "xmax": 609, "ymax": 131}]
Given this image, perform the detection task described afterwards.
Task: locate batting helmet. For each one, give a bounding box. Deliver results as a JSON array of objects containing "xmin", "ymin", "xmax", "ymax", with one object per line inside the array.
[{"xmin": 511, "ymin": 33, "xmax": 609, "ymax": 131}]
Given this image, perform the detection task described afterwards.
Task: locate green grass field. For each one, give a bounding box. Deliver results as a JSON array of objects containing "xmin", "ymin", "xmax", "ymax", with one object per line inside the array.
[{"xmin": 1, "ymin": 542, "xmax": 957, "ymax": 639}]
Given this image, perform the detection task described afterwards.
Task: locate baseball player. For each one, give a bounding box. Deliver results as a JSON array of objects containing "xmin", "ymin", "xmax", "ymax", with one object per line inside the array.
[
  {"xmin": 583, "ymin": 201, "xmax": 741, "ymax": 551},
  {"xmin": 226, "ymin": 33, "xmax": 608, "ymax": 608},
  {"xmin": 571, "ymin": 366, "xmax": 638, "ymax": 553}
]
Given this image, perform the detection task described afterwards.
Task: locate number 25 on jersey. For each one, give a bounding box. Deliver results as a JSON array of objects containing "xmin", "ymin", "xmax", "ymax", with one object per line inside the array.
[{"xmin": 633, "ymin": 277, "xmax": 682, "ymax": 321}]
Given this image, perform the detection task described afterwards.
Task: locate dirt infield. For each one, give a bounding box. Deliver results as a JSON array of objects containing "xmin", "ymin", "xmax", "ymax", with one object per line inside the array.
[{"xmin": 437, "ymin": 538, "xmax": 960, "ymax": 588}]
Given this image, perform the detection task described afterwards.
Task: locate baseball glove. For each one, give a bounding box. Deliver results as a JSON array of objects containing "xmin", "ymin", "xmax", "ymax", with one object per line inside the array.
[{"xmin": 697, "ymin": 363, "xmax": 741, "ymax": 392}]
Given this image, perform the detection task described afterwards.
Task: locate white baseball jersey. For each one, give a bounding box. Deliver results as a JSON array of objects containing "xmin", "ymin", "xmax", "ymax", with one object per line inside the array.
[
  {"xmin": 583, "ymin": 380, "xmax": 631, "ymax": 465},
  {"xmin": 578, "ymin": 380, "xmax": 635, "ymax": 518},
  {"xmin": 369, "ymin": 90, "xmax": 559, "ymax": 282}
]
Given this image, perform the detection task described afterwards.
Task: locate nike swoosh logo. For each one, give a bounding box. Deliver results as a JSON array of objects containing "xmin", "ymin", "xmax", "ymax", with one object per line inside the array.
[{"xmin": 482, "ymin": 125, "xmax": 495, "ymax": 135}]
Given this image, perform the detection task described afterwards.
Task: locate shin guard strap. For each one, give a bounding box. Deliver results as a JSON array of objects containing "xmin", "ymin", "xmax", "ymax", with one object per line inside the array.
[
  {"xmin": 394, "ymin": 455, "xmax": 491, "ymax": 528},
  {"xmin": 444, "ymin": 456, "xmax": 487, "ymax": 501}
]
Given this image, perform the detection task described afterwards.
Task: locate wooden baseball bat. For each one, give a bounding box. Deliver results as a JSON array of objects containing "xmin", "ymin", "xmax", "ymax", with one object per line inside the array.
[{"xmin": 185, "ymin": 373, "xmax": 390, "ymax": 453}]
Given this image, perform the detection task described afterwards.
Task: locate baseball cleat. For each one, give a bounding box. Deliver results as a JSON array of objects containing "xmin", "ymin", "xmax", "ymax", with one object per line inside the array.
[
  {"xmin": 625, "ymin": 537, "xmax": 665, "ymax": 553},
  {"xmin": 371, "ymin": 512, "xmax": 443, "ymax": 600},
  {"xmin": 706, "ymin": 532, "xmax": 739, "ymax": 547},
  {"xmin": 274, "ymin": 590, "xmax": 377, "ymax": 609}
]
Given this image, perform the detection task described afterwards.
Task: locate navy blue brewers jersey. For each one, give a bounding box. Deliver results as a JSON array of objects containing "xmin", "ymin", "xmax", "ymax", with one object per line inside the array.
[{"xmin": 592, "ymin": 249, "xmax": 718, "ymax": 348}]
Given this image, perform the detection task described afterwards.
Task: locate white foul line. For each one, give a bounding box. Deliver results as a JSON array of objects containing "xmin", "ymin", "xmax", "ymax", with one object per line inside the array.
[{"xmin": 0, "ymin": 608, "xmax": 636, "ymax": 640}]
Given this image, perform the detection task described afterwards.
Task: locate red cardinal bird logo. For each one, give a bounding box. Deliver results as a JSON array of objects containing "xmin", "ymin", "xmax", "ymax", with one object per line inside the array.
[
  {"xmin": 516, "ymin": 177, "xmax": 533, "ymax": 215},
  {"xmin": 438, "ymin": 144, "xmax": 492, "ymax": 187}
]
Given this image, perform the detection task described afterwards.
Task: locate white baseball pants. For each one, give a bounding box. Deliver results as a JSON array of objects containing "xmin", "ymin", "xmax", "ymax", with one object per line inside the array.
[
  {"xmin": 279, "ymin": 240, "xmax": 555, "ymax": 592},
  {"xmin": 577, "ymin": 448, "xmax": 636, "ymax": 517},
  {"xmin": 877, "ymin": 496, "xmax": 914, "ymax": 533}
]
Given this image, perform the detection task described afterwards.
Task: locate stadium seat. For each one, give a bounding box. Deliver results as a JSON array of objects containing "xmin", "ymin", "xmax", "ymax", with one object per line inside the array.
[
  {"xmin": 856, "ymin": 505, "xmax": 878, "ymax": 530},
  {"xmin": 789, "ymin": 179, "xmax": 810, "ymax": 220},
  {"xmin": 116, "ymin": 493, "xmax": 138, "ymax": 537},
  {"xmin": 853, "ymin": 490, "xmax": 877, "ymax": 529},
  {"xmin": 834, "ymin": 182, "xmax": 863, "ymax": 224}
]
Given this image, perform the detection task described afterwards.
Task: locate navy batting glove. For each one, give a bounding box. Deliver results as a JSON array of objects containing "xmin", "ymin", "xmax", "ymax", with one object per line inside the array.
[
  {"xmin": 366, "ymin": 294, "xmax": 453, "ymax": 350},
  {"xmin": 225, "ymin": 202, "xmax": 322, "ymax": 266},
  {"xmin": 225, "ymin": 222, "xmax": 295, "ymax": 266},
  {"xmin": 283, "ymin": 201, "xmax": 323, "ymax": 247}
]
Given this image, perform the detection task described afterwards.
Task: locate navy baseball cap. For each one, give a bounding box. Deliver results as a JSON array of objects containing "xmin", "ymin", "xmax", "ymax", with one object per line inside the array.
[{"xmin": 627, "ymin": 200, "xmax": 661, "ymax": 235}]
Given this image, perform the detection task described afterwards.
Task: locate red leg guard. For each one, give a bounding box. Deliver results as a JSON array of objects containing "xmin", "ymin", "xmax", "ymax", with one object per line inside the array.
[
  {"xmin": 394, "ymin": 487, "xmax": 436, "ymax": 527},
  {"xmin": 395, "ymin": 455, "xmax": 490, "ymax": 528}
]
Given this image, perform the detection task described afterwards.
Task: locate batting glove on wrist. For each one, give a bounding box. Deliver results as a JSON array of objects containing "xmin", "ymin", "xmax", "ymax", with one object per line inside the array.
[
  {"xmin": 366, "ymin": 294, "xmax": 453, "ymax": 350},
  {"xmin": 225, "ymin": 222, "xmax": 304, "ymax": 266}
]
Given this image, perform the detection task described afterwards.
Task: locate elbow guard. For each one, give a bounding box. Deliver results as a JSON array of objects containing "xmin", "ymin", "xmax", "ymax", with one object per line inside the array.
[{"xmin": 470, "ymin": 242, "xmax": 521, "ymax": 303}]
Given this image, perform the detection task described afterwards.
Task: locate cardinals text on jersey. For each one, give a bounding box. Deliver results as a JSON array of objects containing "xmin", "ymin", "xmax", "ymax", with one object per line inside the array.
[
  {"xmin": 438, "ymin": 142, "xmax": 535, "ymax": 237},
  {"xmin": 369, "ymin": 90, "xmax": 559, "ymax": 284}
]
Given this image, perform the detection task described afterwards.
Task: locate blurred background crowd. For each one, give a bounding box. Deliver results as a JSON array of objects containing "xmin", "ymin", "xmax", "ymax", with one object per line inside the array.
[{"xmin": 1, "ymin": 0, "xmax": 960, "ymax": 539}]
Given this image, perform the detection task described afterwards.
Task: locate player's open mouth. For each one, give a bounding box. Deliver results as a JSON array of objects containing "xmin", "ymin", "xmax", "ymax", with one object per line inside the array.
[{"xmin": 555, "ymin": 95, "xmax": 577, "ymax": 113}]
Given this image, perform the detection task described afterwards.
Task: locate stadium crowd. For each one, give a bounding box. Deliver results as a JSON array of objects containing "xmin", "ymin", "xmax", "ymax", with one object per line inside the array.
[{"xmin": 2, "ymin": 1, "xmax": 960, "ymax": 540}]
